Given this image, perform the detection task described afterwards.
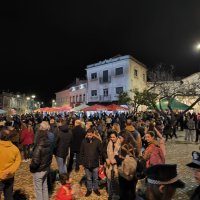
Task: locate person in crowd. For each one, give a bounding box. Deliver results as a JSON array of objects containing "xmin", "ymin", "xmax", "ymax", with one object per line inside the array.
[
  {"xmin": 55, "ymin": 119, "xmax": 72, "ymax": 174},
  {"xmin": 0, "ymin": 127, "xmax": 21, "ymax": 200},
  {"xmin": 104, "ymin": 131, "xmax": 121, "ymax": 200},
  {"xmin": 187, "ymin": 115, "xmax": 196, "ymax": 142},
  {"xmin": 79, "ymin": 128, "xmax": 103, "ymax": 197},
  {"xmin": 20, "ymin": 121, "xmax": 34, "ymax": 162},
  {"xmin": 56, "ymin": 173, "xmax": 73, "ymax": 200},
  {"xmin": 49, "ymin": 116, "xmax": 59, "ymax": 138},
  {"xmin": 186, "ymin": 151, "xmax": 200, "ymax": 200},
  {"xmin": 29, "ymin": 126, "xmax": 53, "ymax": 200},
  {"xmin": 115, "ymin": 130, "xmax": 138, "ymax": 200},
  {"xmin": 195, "ymin": 118, "xmax": 200, "ymax": 143},
  {"xmin": 37, "ymin": 121, "xmax": 55, "ymax": 195},
  {"xmin": 144, "ymin": 164, "xmax": 185, "ymax": 200},
  {"xmin": 142, "ymin": 131, "xmax": 165, "ymax": 168},
  {"xmin": 125, "ymin": 119, "xmax": 142, "ymax": 156},
  {"xmin": 112, "ymin": 123, "xmax": 121, "ymax": 135},
  {"xmin": 163, "ymin": 117, "xmax": 173, "ymax": 142},
  {"xmin": 68, "ymin": 119, "xmax": 86, "ymax": 173}
]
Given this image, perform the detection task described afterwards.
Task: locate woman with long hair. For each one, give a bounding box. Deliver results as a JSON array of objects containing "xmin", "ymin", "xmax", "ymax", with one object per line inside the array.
[{"xmin": 115, "ymin": 130, "xmax": 138, "ymax": 200}]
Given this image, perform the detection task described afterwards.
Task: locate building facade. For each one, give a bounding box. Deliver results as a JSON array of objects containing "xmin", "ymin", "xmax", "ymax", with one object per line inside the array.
[
  {"xmin": 0, "ymin": 92, "xmax": 29, "ymax": 114},
  {"xmin": 55, "ymin": 78, "xmax": 87, "ymax": 108},
  {"xmin": 86, "ymin": 55, "xmax": 147, "ymax": 104}
]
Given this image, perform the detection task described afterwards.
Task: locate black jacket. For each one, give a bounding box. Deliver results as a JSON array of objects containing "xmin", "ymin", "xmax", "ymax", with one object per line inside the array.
[
  {"xmin": 54, "ymin": 124, "xmax": 72, "ymax": 159},
  {"xmin": 71, "ymin": 125, "xmax": 86, "ymax": 153},
  {"xmin": 80, "ymin": 137, "xmax": 103, "ymax": 169},
  {"xmin": 30, "ymin": 138, "xmax": 53, "ymax": 173}
]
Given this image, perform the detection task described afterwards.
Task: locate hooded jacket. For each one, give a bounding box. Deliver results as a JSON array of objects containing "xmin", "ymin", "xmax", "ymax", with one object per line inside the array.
[
  {"xmin": 0, "ymin": 140, "xmax": 21, "ymax": 180},
  {"xmin": 54, "ymin": 124, "xmax": 72, "ymax": 159}
]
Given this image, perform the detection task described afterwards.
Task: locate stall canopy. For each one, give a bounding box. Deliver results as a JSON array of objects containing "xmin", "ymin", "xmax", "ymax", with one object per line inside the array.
[
  {"xmin": 106, "ymin": 104, "xmax": 129, "ymax": 111},
  {"xmin": 72, "ymin": 104, "xmax": 89, "ymax": 112},
  {"xmin": 81, "ymin": 104, "xmax": 108, "ymax": 112},
  {"xmin": 34, "ymin": 105, "xmax": 72, "ymax": 113},
  {"xmin": 149, "ymin": 98, "xmax": 191, "ymax": 110}
]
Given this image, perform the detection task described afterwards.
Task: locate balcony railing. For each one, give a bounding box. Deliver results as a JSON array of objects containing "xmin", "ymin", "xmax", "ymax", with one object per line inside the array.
[
  {"xmin": 99, "ymin": 95, "xmax": 111, "ymax": 102},
  {"xmin": 99, "ymin": 76, "xmax": 111, "ymax": 84}
]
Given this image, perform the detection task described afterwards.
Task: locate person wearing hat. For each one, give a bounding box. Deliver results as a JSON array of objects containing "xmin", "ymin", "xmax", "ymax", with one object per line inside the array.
[
  {"xmin": 144, "ymin": 164, "xmax": 185, "ymax": 200},
  {"xmin": 186, "ymin": 151, "xmax": 200, "ymax": 200}
]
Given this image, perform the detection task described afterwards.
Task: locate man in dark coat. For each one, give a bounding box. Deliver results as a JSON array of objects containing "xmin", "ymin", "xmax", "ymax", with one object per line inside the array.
[
  {"xmin": 80, "ymin": 128, "xmax": 103, "ymax": 197},
  {"xmin": 54, "ymin": 120, "xmax": 72, "ymax": 174},
  {"xmin": 68, "ymin": 119, "xmax": 86, "ymax": 173}
]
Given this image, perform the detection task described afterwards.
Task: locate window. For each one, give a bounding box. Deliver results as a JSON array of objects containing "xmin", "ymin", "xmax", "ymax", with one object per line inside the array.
[
  {"xmin": 83, "ymin": 94, "xmax": 85, "ymax": 101},
  {"xmin": 103, "ymin": 88, "xmax": 108, "ymax": 96},
  {"xmin": 115, "ymin": 67, "xmax": 123, "ymax": 75},
  {"xmin": 116, "ymin": 87, "xmax": 123, "ymax": 94},
  {"xmin": 73, "ymin": 96, "xmax": 75, "ymax": 102},
  {"xmin": 76, "ymin": 95, "xmax": 78, "ymax": 102},
  {"xmin": 134, "ymin": 69, "xmax": 138, "ymax": 77},
  {"xmin": 91, "ymin": 90, "xmax": 97, "ymax": 96},
  {"xmin": 103, "ymin": 70, "xmax": 108, "ymax": 82},
  {"xmin": 91, "ymin": 73, "xmax": 97, "ymax": 80},
  {"xmin": 79, "ymin": 94, "xmax": 82, "ymax": 102}
]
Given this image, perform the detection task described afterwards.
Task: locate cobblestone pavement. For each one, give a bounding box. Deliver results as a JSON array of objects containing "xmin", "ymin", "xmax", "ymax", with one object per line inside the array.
[{"xmin": 12, "ymin": 130, "xmax": 199, "ymax": 200}]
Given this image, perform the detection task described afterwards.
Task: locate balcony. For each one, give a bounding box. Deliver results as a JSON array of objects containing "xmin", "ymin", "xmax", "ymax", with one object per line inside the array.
[
  {"xmin": 99, "ymin": 76, "xmax": 111, "ymax": 84},
  {"xmin": 99, "ymin": 95, "xmax": 111, "ymax": 102}
]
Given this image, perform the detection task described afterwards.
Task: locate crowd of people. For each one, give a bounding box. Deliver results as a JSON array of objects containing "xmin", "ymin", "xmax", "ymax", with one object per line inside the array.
[{"xmin": 0, "ymin": 110, "xmax": 200, "ymax": 200}]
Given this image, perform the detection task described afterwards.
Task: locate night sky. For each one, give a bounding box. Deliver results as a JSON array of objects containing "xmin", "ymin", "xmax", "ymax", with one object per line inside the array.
[{"xmin": 1, "ymin": 0, "xmax": 200, "ymax": 104}]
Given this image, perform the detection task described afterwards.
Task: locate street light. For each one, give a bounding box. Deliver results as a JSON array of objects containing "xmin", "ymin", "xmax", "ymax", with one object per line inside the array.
[
  {"xmin": 52, "ymin": 99, "xmax": 56, "ymax": 107},
  {"xmin": 197, "ymin": 43, "xmax": 200, "ymax": 50}
]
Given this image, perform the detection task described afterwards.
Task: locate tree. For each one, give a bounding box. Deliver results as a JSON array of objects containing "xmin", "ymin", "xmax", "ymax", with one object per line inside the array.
[
  {"xmin": 118, "ymin": 89, "xmax": 157, "ymax": 114},
  {"xmin": 147, "ymin": 64, "xmax": 200, "ymax": 118}
]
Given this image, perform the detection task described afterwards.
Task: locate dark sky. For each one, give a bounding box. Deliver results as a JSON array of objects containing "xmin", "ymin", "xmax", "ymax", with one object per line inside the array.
[{"xmin": 1, "ymin": 0, "xmax": 200, "ymax": 104}]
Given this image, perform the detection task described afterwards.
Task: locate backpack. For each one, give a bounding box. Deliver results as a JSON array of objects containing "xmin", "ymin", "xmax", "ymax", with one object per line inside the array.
[
  {"xmin": 148, "ymin": 146, "xmax": 165, "ymax": 167},
  {"xmin": 118, "ymin": 144, "xmax": 137, "ymax": 181}
]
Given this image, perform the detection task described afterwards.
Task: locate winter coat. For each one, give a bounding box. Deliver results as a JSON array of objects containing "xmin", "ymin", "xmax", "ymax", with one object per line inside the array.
[
  {"xmin": 0, "ymin": 140, "xmax": 21, "ymax": 180},
  {"xmin": 80, "ymin": 137, "xmax": 103, "ymax": 169},
  {"xmin": 20, "ymin": 128, "xmax": 34, "ymax": 145},
  {"xmin": 54, "ymin": 125, "xmax": 72, "ymax": 159},
  {"xmin": 30, "ymin": 138, "xmax": 53, "ymax": 173},
  {"xmin": 105, "ymin": 139, "xmax": 121, "ymax": 180},
  {"xmin": 56, "ymin": 183, "xmax": 73, "ymax": 200},
  {"xmin": 71, "ymin": 125, "xmax": 86, "ymax": 153}
]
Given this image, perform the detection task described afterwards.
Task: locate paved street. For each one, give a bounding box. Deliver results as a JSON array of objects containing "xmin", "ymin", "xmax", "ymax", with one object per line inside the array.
[{"xmin": 12, "ymin": 130, "xmax": 199, "ymax": 200}]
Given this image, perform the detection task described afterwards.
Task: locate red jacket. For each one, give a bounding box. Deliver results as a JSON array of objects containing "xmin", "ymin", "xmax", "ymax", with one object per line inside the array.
[
  {"xmin": 20, "ymin": 128, "xmax": 34, "ymax": 145},
  {"xmin": 56, "ymin": 183, "xmax": 73, "ymax": 200}
]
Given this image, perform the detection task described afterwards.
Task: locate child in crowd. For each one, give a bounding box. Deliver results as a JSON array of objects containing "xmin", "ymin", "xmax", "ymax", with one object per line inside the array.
[{"xmin": 56, "ymin": 173, "xmax": 74, "ymax": 200}]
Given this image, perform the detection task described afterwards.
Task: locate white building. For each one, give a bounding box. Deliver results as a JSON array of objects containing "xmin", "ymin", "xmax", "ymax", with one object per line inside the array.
[
  {"xmin": 55, "ymin": 78, "xmax": 87, "ymax": 108},
  {"xmin": 86, "ymin": 55, "xmax": 147, "ymax": 104}
]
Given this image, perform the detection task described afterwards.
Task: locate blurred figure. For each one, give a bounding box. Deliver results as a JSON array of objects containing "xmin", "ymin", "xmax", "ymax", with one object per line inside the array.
[
  {"xmin": 0, "ymin": 127, "xmax": 21, "ymax": 200},
  {"xmin": 186, "ymin": 151, "xmax": 200, "ymax": 200}
]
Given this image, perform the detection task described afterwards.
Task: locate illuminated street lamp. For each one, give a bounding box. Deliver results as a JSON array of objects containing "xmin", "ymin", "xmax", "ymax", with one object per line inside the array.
[
  {"xmin": 197, "ymin": 43, "xmax": 200, "ymax": 50},
  {"xmin": 26, "ymin": 97, "xmax": 30, "ymax": 100},
  {"xmin": 52, "ymin": 99, "xmax": 56, "ymax": 107}
]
